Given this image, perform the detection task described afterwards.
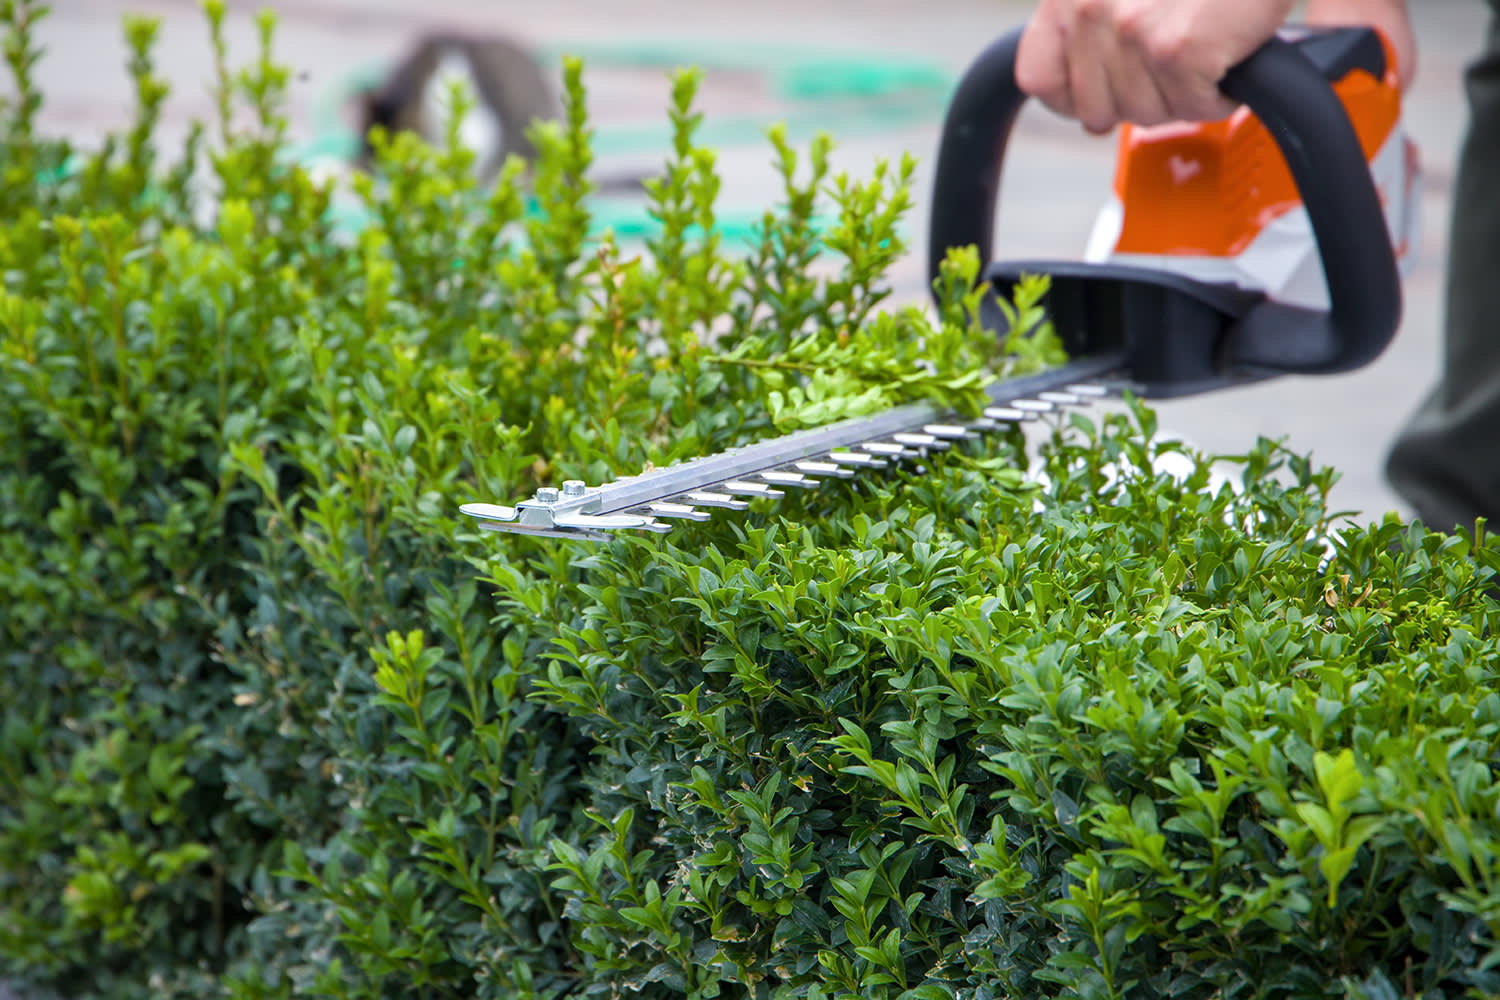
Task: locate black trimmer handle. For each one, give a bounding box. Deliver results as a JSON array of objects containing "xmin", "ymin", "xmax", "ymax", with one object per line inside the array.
[{"xmin": 927, "ymin": 26, "xmax": 1402, "ymax": 378}]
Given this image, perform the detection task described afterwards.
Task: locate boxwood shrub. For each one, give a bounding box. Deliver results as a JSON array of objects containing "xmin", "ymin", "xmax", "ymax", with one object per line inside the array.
[{"xmin": 4, "ymin": 3, "xmax": 1500, "ymax": 1000}]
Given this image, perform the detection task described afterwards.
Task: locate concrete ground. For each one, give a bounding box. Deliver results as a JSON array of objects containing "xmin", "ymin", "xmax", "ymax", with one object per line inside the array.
[{"xmin": 31, "ymin": 0, "xmax": 1493, "ymax": 527}]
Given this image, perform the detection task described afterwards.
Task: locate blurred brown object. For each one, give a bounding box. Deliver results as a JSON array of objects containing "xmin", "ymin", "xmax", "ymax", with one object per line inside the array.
[{"xmin": 352, "ymin": 30, "xmax": 561, "ymax": 184}]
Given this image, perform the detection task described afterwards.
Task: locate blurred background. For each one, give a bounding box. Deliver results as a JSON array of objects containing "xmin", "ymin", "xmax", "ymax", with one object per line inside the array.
[{"xmin": 36, "ymin": 0, "xmax": 1492, "ymax": 526}]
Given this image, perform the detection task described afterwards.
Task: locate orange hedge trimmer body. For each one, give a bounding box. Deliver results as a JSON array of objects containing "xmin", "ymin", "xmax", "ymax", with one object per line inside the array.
[{"xmin": 1089, "ymin": 28, "xmax": 1417, "ymax": 310}]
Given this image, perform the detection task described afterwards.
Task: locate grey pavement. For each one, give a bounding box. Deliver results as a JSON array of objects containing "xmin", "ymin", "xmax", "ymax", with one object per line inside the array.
[{"xmin": 30, "ymin": 0, "xmax": 1492, "ymax": 527}]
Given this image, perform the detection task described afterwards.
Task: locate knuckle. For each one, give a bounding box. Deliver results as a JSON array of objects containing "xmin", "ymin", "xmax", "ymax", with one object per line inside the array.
[
  {"xmin": 1015, "ymin": 28, "xmax": 1067, "ymax": 102},
  {"xmin": 1113, "ymin": 0, "xmax": 1151, "ymax": 43},
  {"xmin": 1072, "ymin": 0, "xmax": 1110, "ymax": 21},
  {"xmin": 1015, "ymin": 60, "xmax": 1064, "ymax": 103},
  {"xmin": 1141, "ymin": 26, "xmax": 1193, "ymax": 68}
]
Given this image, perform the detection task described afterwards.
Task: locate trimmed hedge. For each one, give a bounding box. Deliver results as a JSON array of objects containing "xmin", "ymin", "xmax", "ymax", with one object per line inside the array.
[{"xmin": 3, "ymin": 3, "xmax": 1500, "ymax": 999}]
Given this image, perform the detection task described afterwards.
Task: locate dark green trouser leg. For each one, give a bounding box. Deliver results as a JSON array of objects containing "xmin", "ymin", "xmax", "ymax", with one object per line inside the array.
[{"xmin": 1386, "ymin": 2, "xmax": 1500, "ymax": 534}]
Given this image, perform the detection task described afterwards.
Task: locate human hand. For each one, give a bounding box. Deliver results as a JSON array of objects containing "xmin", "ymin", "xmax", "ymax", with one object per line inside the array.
[{"xmin": 1014, "ymin": 0, "xmax": 1412, "ymax": 135}]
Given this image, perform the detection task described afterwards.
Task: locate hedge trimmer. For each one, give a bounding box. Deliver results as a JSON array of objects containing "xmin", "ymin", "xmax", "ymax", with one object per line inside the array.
[{"xmin": 463, "ymin": 23, "xmax": 1418, "ymax": 542}]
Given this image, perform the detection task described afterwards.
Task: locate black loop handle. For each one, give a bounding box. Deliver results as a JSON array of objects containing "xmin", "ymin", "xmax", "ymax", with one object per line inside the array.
[{"xmin": 927, "ymin": 26, "xmax": 1403, "ymax": 376}]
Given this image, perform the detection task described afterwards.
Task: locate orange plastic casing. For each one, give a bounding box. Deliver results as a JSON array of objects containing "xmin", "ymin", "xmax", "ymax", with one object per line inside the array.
[{"xmin": 1108, "ymin": 32, "xmax": 1404, "ymax": 259}]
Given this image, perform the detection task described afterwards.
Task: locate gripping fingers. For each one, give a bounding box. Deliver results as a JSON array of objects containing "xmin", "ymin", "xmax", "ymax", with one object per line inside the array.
[
  {"xmin": 1095, "ymin": 13, "xmax": 1175, "ymax": 127},
  {"xmin": 1069, "ymin": 15, "xmax": 1124, "ymax": 134},
  {"xmin": 1018, "ymin": 0, "xmax": 1269, "ymax": 130},
  {"xmin": 1112, "ymin": 3, "xmax": 1238, "ymax": 123},
  {"xmin": 1015, "ymin": 16, "xmax": 1077, "ymax": 119}
]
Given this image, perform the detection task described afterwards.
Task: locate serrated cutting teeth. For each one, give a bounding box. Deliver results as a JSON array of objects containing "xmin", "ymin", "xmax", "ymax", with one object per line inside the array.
[
  {"xmin": 721, "ymin": 480, "xmax": 785, "ymax": 498},
  {"xmin": 982, "ymin": 406, "xmax": 1035, "ymax": 422},
  {"xmin": 924, "ymin": 424, "xmax": 973, "ymax": 440},
  {"xmin": 862, "ymin": 442, "xmax": 919, "ymax": 458},
  {"xmin": 644, "ymin": 502, "xmax": 711, "ymax": 521},
  {"xmin": 555, "ymin": 511, "xmax": 656, "ymax": 531},
  {"xmin": 1011, "ymin": 399, "xmax": 1055, "ymax": 413},
  {"xmin": 461, "ymin": 502, "xmax": 518, "ymax": 522},
  {"xmin": 760, "ymin": 471, "xmax": 820, "ymax": 489},
  {"xmin": 893, "ymin": 431, "xmax": 946, "ymax": 450},
  {"xmin": 795, "ymin": 460, "xmax": 857, "ymax": 479},
  {"xmin": 828, "ymin": 451, "xmax": 887, "ymax": 468},
  {"xmin": 682, "ymin": 491, "xmax": 750, "ymax": 510}
]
